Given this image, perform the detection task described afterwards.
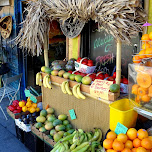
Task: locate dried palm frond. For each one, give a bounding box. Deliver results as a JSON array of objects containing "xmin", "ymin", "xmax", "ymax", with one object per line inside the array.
[
  {"xmin": 15, "ymin": 1, "xmax": 49, "ymax": 56},
  {"xmin": 16, "ymin": 0, "xmax": 146, "ymax": 56}
]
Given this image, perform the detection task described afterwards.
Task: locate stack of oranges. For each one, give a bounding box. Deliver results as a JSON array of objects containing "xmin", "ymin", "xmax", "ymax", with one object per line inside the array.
[
  {"xmin": 133, "ymin": 32, "xmax": 152, "ymax": 64},
  {"xmin": 19, "ymin": 98, "xmax": 40, "ymax": 113},
  {"xmin": 103, "ymin": 128, "xmax": 152, "ymax": 152}
]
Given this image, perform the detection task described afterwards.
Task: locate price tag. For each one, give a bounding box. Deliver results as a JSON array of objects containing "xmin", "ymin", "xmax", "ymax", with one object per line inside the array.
[
  {"xmin": 24, "ymin": 90, "xmax": 31, "ymax": 97},
  {"xmin": 69, "ymin": 109, "xmax": 76, "ymax": 120},
  {"xmin": 115, "ymin": 122, "xmax": 128, "ymax": 135},
  {"xmin": 30, "ymin": 95, "xmax": 37, "ymax": 103}
]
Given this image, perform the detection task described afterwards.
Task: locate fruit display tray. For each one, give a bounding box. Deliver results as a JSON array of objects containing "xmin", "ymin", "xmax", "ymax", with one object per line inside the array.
[{"xmin": 42, "ymin": 73, "xmax": 120, "ymax": 102}]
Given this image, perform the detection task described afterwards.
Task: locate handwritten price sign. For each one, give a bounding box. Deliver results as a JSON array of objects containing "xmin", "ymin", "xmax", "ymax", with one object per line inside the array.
[{"xmin": 90, "ymin": 79, "xmax": 113, "ymax": 100}]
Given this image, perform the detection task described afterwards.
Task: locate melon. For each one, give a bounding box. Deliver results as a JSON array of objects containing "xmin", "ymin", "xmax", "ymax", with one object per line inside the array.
[
  {"xmin": 36, "ymin": 116, "xmax": 46, "ymax": 123},
  {"xmin": 109, "ymin": 84, "xmax": 120, "ymax": 93},
  {"xmin": 53, "ymin": 133, "xmax": 62, "ymax": 142},
  {"xmin": 58, "ymin": 114, "xmax": 67, "ymax": 121},
  {"xmin": 45, "ymin": 122, "xmax": 54, "ymax": 130},
  {"xmin": 137, "ymin": 73, "xmax": 151, "ymax": 88},
  {"xmin": 40, "ymin": 109, "xmax": 47, "ymax": 117}
]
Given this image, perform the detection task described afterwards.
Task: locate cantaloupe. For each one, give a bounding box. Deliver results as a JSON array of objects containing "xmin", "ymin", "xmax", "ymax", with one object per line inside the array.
[{"xmin": 136, "ymin": 73, "xmax": 151, "ymax": 88}]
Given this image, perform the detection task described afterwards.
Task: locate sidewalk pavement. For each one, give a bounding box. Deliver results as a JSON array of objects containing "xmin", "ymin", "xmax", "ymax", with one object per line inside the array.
[{"xmin": 0, "ymin": 98, "xmax": 29, "ymax": 152}]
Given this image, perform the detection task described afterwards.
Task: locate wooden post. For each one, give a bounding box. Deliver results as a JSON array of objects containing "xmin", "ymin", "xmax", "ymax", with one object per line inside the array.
[
  {"xmin": 44, "ymin": 32, "xmax": 49, "ymax": 67},
  {"xmin": 116, "ymin": 39, "xmax": 122, "ymax": 85}
]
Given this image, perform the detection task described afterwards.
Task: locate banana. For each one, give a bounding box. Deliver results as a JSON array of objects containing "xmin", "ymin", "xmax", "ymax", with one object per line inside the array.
[
  {"xmin": 71, "ymin": 142, "xmax": 90, "ymax": 152},
  {"xmin": 65, "ymin": 81, "xmax": 72, "ymax": 95},
  {"xmin": 72, "ymin": 84, "xmax": 81, "ymax": 99},
  {"xmin": 89, "ymin": 129, "xmax": 100, "ymax": 142},
  {"xmin": 59, "ymin": 143, "xmax": 66, "ymax": 152},
  {"xmin": 73, "ymin": 131, "xmax": 79, "ymax": 144},
  {"xmin": 86, "ymin": 132, "xmax": 93, "ymax": 141},
  {"xmin": 51, "ymin": 143, "xmax": 62, "ymax": 152},
  {"xmin": 82, "ymin": 133, "xmax": 88, "ymax": 142},
  {"xmin": 77, "ymin": 84, "xmax": 86, "ymax": 99},
  {"xmin": 91, "ymin": 141, "xmax": 100, "ymax": 152},
  {"xmin": 70, "ymin": 143, "xmax": 77, "ymax": 151},
  {"xmin": 69, "ymin": 139, "xmax": 73, "ymax": 145},
  {"xmin": 61, "ymin": 81, "xmax": 68, "ymax": 94},
  {"xmin": 43, "ymin": 75, "xmax": 48, "ymax": 88},
  {"xmin": 46, "ymin": 76, "xmax": 52, "ymax": 89},
  {"xmin": 78, "ymin": 129, "xmax": 84, "ymax": 134},
  {"xmin": 78, "ymin": 134, "xmax": 85, "ymax": 145},
  {"xmin": 39, "ymin": 73, "xmax": 43, "ymax": 86},
  {"xmin": 97, "ymin": 128, "xmax": 102, "ymax": 142},
  {"xmin": 76, "ymin": 145, "xmax": 90, "ymax": 152},
  {"xmin": 62, "ymin": 141, "xmax": 69, "ymax": 150},
  {"xmin": 36, "ymin": 72, "xmax": 40, "ymax": 85},
  {"xmin": 61, "ymin": 132, "xmax": 76, "ymax": 142}
]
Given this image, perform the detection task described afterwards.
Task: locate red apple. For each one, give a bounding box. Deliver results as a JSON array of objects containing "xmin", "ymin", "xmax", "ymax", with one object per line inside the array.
[
  {"xmin": 79, "ymin": 72, "xmax": 86, "ymax": 77},
  {"xmin": 97, "ymin": 73, "xmax": 104, "ymax": 79},
  {"xmin": 113, "ymin": 72, "xmax": 116, "ymax": 78},
  {"xmin": 122, "ymin": 78, "xmax": 128, "ymax": 84},
  {"xmin": 96, "ymin": 76, "xmax": 104, "ymax": 80},
  {"xmin": 87, "ymin": 62, "xmax": 93, "ymax": 66}
]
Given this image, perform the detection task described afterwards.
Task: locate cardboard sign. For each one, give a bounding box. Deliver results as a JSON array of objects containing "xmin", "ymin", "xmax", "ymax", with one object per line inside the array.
[
  {"xmin": 90, "ymin": 79, "xmax": 113, "ymax": 100},
  {"xmin": 115, "ymin": 122, "xmax": 128, "ymax": 135},
  {"xmin": 69, "ymin": 109, "xmax": 76, "ymax": 120},
  {"xmin": 24, "ymin": 90, "xmax": 31, "ymax": 97}
]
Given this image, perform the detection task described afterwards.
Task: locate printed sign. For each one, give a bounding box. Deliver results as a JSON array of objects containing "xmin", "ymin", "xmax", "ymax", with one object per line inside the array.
[
  {"xmin": 69, "ymin": 109, "xmax": 76, "ymax": 120},
  {"xmin": 115, "ymin": 122, "xmax": 128, "ymax": 135},
  {"xmin": 30, "ymin": 95, "xmax": 37, "ymax": 103},
  {"xmin": 0, "ymin": 0, "xmax": 10, "ymax": 6},
  {"xmin": 24, "ymin": 90, "xmax": 31, "ymax": 97},
  {"xmin": 90, "ymin": 79, "xmax": 113, "ymax": 100}
]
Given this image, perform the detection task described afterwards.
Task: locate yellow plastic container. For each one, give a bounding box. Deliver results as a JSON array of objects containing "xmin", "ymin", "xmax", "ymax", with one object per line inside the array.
[{"xmin": 109, "ymin": 98, "xmax": 138, "ymax": 131}]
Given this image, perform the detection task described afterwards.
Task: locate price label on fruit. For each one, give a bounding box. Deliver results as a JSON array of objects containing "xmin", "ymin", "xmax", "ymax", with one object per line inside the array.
[
  {"xmin": 115, "ymin": 122, "xmax": 128, "ymax": 135},
  {"xmin": 90, "ymin": 79, "xmax": 113, "ymax": 100},
  {"xmin": 69, "ymin": 109, "xmax": 76, "ymax": 120}
]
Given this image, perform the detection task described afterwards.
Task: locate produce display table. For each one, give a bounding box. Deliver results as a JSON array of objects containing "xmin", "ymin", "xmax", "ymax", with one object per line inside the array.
[{"xmin": 41, "ymin": 75, "xmax": 123, "ymax": 136}]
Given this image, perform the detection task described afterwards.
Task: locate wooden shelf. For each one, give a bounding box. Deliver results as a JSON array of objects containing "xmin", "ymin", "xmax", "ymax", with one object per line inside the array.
[{"xmin": 41, "ymin": 73, "xmax": 120, "ymax": 103}]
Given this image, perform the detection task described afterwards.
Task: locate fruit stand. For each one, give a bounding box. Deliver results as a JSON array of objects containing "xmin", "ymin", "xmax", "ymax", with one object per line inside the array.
[{"xmin": 5, "ymin": 0, "xmax": 152, "ymax": 152}]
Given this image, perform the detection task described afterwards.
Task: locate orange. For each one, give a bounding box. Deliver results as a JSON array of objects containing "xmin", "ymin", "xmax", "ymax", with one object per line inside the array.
[
  {"xmin": 145, "ymin": 48, "xmax": 152, "ymax": 58},
  {"xmin": 141, "ymin": 34, "xmax": 150, "ymax": 41},
  {"xmin": 135, "ymin": 95, "xmax": 141, "ymax": 103},
  {"xmin": 112, "ymin": 140, "xmax": 124, "ymax": 151},
  {"xmin": 149, "ymin": 32, "xmax": 152, "ymax": 40},
  {"xmin": 122, "ymin": 148, "xmax": 132, "ymax": 152},
  {"xmin": 19, "ymin": 101, "xmax": 25, "ymax": 107},
  {"xmin": 141, "ymin": 138, "xmax": 152, "ymax": 150},
  {"xmin": 107, "ymin": 149, "xmax": 117, "ymax": 152},
  {"xmin": 133, "ymin": 138, "xmax": 141, "ymax": 148},
  {"xmin": 132, "ymin": 84, "xmax": 140, "ymax": 95},
  {"xmin": 117, "ymin": 133, "xmax": 128, "ymax": 143},
  {"xmin": 136, "ymin": 147, "xmax": 147, "ymax": 152},
  {"xmin": 127, "ymin": 128, "xmax": 137, "ymax": 140},
  {"xmin": 22, "ymin": 106, "xmax": 28, "ymax": 112},
  {"xmin": 141, "ymin": 95, "xmax": 151, "ymax": 102},
  {"xmin": 137, "ymin": 129, "xmax": 148, "ymax": 140},
  {"xmin": 106, "ymin": 131, "xmax": 117, "ymax": 140},
  {"xmin": 132, "ymin": 148, "xmax": 137, "ymax": 152},
  {"xmin": 103, "ymin": 139, "xmax": 113, "ymax": 149},
  {"xmin": 138, "ymin": 87, "xmax": 148, "ymax": 96},
  {"xmin": 125, "ymin": 140, "xmax": 133, "ymax": 149},
  {"xmin": 27, "ymin": 97, "xmax": 32, "ymax": 102},
  {"xmin": 148, "ymin": 136, "xmax": 152, "ymax": 141},
  {"xmin": 142, "ymin": 43, "xmax": 151, "ymax": 50},
  {"xmin": 133, "ymin": 55, "xmax": 141, "ymax": 63},
  {"xmin": 139, "ymin": 50, "xmax": 146, "ymax": 59}
]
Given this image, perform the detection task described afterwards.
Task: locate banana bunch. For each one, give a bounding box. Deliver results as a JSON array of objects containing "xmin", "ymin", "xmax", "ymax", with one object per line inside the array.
[
  {"xmin": 52, "ymin": 128, "xmax": 103, "ymax": 152},
  {"xmin": 43, "ymin": 74, "xmax": 52, "ymax": 89},
  {"xmin": 36, "ymin": 72, "xmax": 42, "ymax": 86},
  {"xmin": 61, "ymin": 81, "xmax": 72, "ymax": 95},
  {"xmin": 72, "ymin": 84, "xmax": 86, "ymax": 99}
]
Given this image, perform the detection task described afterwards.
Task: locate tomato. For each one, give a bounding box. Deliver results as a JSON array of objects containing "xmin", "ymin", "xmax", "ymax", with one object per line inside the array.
[
  {"xmin": 96, "ymin": 73, "xmax": 104, "ymax": 79},
  {"xmin": 96, "ymin": 76, "xmax": 104, "ymax": 80},
  {"xmin": 107, "ymin": 76, "xmax": 114, "ymax": 81},
  {"xmin": 89, "ymin": 73, "xmax": 96, "ymax": 81},
  {"xmin": 79, "ymin": 73, "xmax": 86, "ymax": 77},
  {"xmin": 88, "ymin": 60, "xmax": 93, "ymax": 63},
  {"xmin": 77, "ymin": 57, "xmax": 82, "ymax": 63},
  {"xmin": 104, "ymin": 73, "xmax": 109, "ymax": 78},
  {"xmin": 122, "ymin": 78, "xmax": 128, "ymax": 84},
  {"xmin": 113, "ymin": 72, "xmax": 116, "ymax": 78},
  {"xmin": 87, "ymin": 62, "xmax": 93, "ymax": 66},
  {"xmin": 81, "ymin": 59, "xmax": 88, "ymax": 65},
  {"xmin": 68, "ymin": 71, "xmax": 73, "ymax": 74}
]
